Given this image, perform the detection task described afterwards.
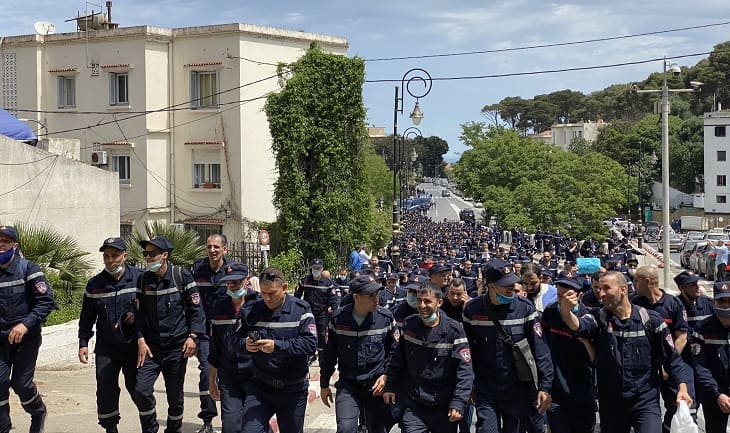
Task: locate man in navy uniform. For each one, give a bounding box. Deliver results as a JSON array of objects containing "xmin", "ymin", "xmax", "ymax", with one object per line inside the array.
[
  {"xmin": 207, "ymin": 263, "xmax": 259, "ymax": 433},
  {"xmin": 379, "ymin": 272, "xmax": 405, "ymax": 309},
  {"xmin": 294, "ymin": 258, "xmax": 339, "ymax": 363},
  {"xmin": 134, "ymin": 236, "xmax": 206, "ymax": 433},
  {"xmin": 560, "ymin": 271, "xmax": 692, "ymax": 433},
  {"xmin": 462, "ymin": 259, "xmax": 553, "ymax": 433},
  {"xmin": 78, "ymin": 237, "xmax": 144, "ymax": 433},
  {"xmin": 191, "ymin": 234, "xmax": 232, "ymax": 433},
  {"xmin": 0, "ymin": 225, "xmax": 55, "ymax": 433},
  {"xmin": 238, "ymin": 267, "xmax": 317, "ymax": 433},
  {"xmin": 320, "ymin": 275, "xmax": 398, "ymax": 433},
  {"xmin": 540, "ymin": 272, "xmax": 596, "ymax": 433},
  {"xmin": 632, "ymin": 265, "xmax": 691, "ymax": 432},
  {"xmin": 383, "ymin": 281, "xmax": 473, "ymax": 433},
  {"xmin": 691, "ymin": 281, "xmax": 730, "ymax": 432}
]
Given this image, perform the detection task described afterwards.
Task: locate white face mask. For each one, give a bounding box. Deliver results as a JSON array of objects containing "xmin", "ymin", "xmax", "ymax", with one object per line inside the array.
[
  {"xmin": 146, "ymin": 261, "xmax": 163, "ymax": 272},
  {"xmin": 627, "ymin": 268, "xmax": 637, "ymax": 277}
]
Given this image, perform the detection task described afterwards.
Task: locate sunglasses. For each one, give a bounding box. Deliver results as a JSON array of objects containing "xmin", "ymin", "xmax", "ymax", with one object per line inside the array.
[
  {"xmin": 142, "ymin": 250, "xmax": 163, "ymax": 257},
  {"xmin": 260, "ymin": 272, "xmax": 285, "ymax": 283}
]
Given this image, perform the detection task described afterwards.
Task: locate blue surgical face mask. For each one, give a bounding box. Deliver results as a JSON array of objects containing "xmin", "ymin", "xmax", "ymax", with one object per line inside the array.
[
  {"xmin": 496, "ymin": 293, "xmax": 514, "ymax": 305},
  {"xmin": 406, "ymin": 292, "xmax": 418, "ymax": 308},
  {"xmin": 0, "ymin": 248, "xmax": 15, "ymax": 266},
  {"xmin": 420, "ymin": 311, "xmax": 438, "ymax": 325},
  {"xmin": 312, "ymin": 269, "xmax": 322, "ymax": 279},
  {"xmin": 105, "ymin": 264, "xmax": 124, "ymax": 275},
  {"xmin": 227, "ymin": 287, "xmax": 246, "ymax": 299},
  {"xmin": 146, "ymin": 260, "xmax": 163, "ymax": 272}
]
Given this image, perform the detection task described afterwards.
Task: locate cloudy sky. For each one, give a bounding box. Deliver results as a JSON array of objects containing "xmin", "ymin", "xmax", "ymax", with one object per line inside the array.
[{"xmin": 1, "ymin": 0, "xmax": 728, "ymax": 159}]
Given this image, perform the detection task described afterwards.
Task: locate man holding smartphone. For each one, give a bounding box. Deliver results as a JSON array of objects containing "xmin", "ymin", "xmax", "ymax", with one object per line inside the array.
[{"xmin": 237, "ymin": 267, "xmax": 317, "ymax": 433}]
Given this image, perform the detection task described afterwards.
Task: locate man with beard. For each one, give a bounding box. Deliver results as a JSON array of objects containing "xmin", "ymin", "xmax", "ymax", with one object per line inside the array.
[{"xmin": 560, "ymin": 271, "xmax": 692, "ymax": 433}]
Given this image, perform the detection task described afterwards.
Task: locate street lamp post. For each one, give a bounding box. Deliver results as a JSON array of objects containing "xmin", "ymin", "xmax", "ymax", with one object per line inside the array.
[
  {"xmin": 634, "ymin": 58, "xmax": 699, "ymax": 286},
  {"xmin": 391, "ymin": 69, "xmax": 432, "ymax": 266},
  {"xmin": 402, "ymin": 126, "xmax": 422, "ymax": 204},
  {"xmin": 410, "ymin": 146, "xmax": 418, "ymax": 195}
]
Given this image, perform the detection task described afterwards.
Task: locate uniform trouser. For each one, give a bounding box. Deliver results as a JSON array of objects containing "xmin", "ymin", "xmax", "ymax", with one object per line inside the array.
[
  {"xmin": 314, "ymin": 313, "xmax": 329, "ymax": 356},
  {"xmin": 401, "ymin": 397, "xmax": 456, "ymax": 433},
  {"xmin": 133, "ymin": 347, "xmax": 187, "ymax": 433},
  {"xmin": 701, "ymin": 397, "xmax": 729, "ymax": 433},
  {"xmin": 241, "ymin": 381, "xmax": 308, "ymax": 433},
  {"xmin": 334, "ymin": 383, "xmax": 391, "ymax": 433},
  {"xmin": 217, "ymin": 371, "xmax": 250, "ymax": 433},
  {"xmin": 0, "ymin": 335, "xmax": 46, "ymax": 433},
  {"xmin": 547, "ymin": 399, "xmax": 595, "ymax": 433},
  {"xmin": 195, "ymin": 336, "xmax": 218, "ymax": 423},
  {"xmin": 660, "ymin": 373, "xmax": 696, "ymax": 433},
  {"xmin": 474, "ymin": 395, "xmax": 523, "ymax": 433},
  {"xmin": 598, "ymin": 390, "xmax": 661, "ymax": 433},
  {"xmin": 94, "ymin": 345, "xmax": 138, "ymax": 429}
]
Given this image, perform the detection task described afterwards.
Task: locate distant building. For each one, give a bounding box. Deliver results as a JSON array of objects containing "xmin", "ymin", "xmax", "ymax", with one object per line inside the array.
[
  {"xmin": 703, "ymin": 111, "xmax": 730, "ymax": 215},
  {"xmin": 551, "ymin": 119, "xmax": 608, "ymax": 150},
  {"xmin": 368, "ymin": 126, "xmax": 386, "ymax": 138},
  {"xmin": 1, "ymin": 17, "xmax": 348, "ymax": 243},
  {"xmin": 530, "ymin": 129, "xmax": 552, "ymax": 144}
]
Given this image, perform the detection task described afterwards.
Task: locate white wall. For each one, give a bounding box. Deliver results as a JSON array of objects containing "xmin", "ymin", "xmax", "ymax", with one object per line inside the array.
[{"xmin": 0, "ymin": 135, "xmax": 120, "ymax": 269}]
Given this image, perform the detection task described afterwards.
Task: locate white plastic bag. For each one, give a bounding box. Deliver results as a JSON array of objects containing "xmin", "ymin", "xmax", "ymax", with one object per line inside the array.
[{"xmin": 670, "ymin": 401, "xmax": 698, "ymax": 433}]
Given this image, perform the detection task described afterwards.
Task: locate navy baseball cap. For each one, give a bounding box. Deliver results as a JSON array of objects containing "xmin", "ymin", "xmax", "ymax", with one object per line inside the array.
[
  {"xmin": 483, "ymin": 260, "xmax": 521, "ymax": 287},
  {"xmin": 714, "ymin": 281, "xmax": 730, "ymax": 299},
  {"xmin": 674, "ymin": 271, "xmax": 700, "ymax": 287},
  {"xmin": 219, "ymin": 263, "xmax": 250, "ymax": 282},
  {"xmin": 139, "ymin": 236, "xmax": 174, "ymax": 253},
  {"xmin": 0, "ymin": 225, "xmax": 19, "ymax": 242},
  {"xmin": 554, "ymin": 274, "xmax": 583, "ymax": 290},
  {"xmin": 404, "ymin": 274, "xmax": 426, "ymax": 291},
  {"xmin": 429, "ymin": 263, "xmax": 452, "ymax": 276},
  {"xmin": 350, "ymin": 275, "xmax": 382, "ymax": 295},
  {"xmin": 99, "ymin": 237, "xmax": 127, "ymax": 252},
  {"xmin": 386, "ymin": 272, "xmax": 398, "ymax": 281},
  {"xmin": 311, "ymin": 258, "xmax": 324, "ymax": 269}
]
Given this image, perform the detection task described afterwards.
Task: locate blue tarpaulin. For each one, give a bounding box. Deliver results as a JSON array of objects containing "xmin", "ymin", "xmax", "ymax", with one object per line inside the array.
[{"xmin": 0, "ymin": 108, "xmax": 36, "ymax": 141}]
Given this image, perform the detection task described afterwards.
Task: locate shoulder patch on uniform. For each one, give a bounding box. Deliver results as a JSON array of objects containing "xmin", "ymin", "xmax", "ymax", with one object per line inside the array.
[
  {"xmin": 307, "ymin": 323, "xmax": 317, "ymax": 335},
  {"xmin": 459, "ymin": 348, "xmax": 472, "ymax": 363},
  {"xmin": 34, "ymin": 281, "xmax": 48, "ymax": 294},
  {"xmin": 665, "ymin": 333, "xmax": 675, "ymax": 349},
  {"xmin": 393, "ymin": 327, "xmax": 400, "ymax": 341},
  {"xmin": 682, "ymin": 310, "xmax": 687, "ymax": 323}
]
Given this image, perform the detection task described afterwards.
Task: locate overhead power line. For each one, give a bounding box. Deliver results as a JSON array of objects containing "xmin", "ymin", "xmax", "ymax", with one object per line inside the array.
[{"xmin": 364, "ymin": 21, "xmax": 730, "ymax": 62}]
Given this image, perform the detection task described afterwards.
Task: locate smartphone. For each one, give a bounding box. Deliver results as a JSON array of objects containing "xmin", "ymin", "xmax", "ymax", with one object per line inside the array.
[{"xmin": 247, "ymin": 330, "xmax": 261, "ymax": 342}]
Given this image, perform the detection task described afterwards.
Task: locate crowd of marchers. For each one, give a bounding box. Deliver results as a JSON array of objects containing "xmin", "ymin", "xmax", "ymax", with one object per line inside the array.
[{"xmin": 3, "ymin": 213, "xmax": 730, "ymax": 433}]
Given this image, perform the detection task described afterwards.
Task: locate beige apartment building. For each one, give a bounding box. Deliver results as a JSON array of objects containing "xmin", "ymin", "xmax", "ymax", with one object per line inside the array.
[{"xmin": 1, "ymin": 20, "xmax": 348, "ymax": 242}]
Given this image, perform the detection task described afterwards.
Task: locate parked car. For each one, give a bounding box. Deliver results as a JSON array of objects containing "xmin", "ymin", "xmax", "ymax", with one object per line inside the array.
[
  {"xmin": 692, "ymin": 242, "xmax": 717, "ymax": 280},
  {"xmin": 680, "ymin": 240, "xmax": 702, "ymax": 269},
  {"xmin": 441, "ymin": 189, "xmax": 451, "ymax": 197},
  {"xmin": 705, "ymin": 232, "xmax": 730, "ymax": 242},
  {"xmin": 658, "ymin": 233, "xmax": 684, "ymax": 253},
  {"xmin": 689, "ymin": 241, "xmax": 709, "ymax": 275},
  {"xmin": 685, "ymin": 231, "xmax": 705, "ymax": 241}
]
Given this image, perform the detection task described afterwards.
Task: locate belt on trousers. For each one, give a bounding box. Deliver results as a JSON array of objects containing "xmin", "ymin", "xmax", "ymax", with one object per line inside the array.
[
  {"xmin": 407, "ymin": 393, "xmax": 444, "ymax": 408},
  {"xmin": 252, "ymin": 367, "xmax": 308, "ymax": 391}
]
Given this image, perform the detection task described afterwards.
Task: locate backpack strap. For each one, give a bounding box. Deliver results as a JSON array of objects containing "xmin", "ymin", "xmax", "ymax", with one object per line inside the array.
[{"xmin": 171, "ymin": 265, "xmax": 184, "ymax": 293}]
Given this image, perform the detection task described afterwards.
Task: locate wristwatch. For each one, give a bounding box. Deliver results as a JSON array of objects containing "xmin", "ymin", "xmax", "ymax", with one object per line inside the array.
[{"xmin": 188, "ymin": 333, "xmax": 198, "ymax": 342}]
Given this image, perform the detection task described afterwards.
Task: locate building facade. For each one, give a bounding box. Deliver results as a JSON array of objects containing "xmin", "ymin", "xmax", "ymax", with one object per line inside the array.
[
  {"xmin": 703, "ymin": 111, "xmax": 730, "ymax": 215},
  {"xmin": 1, "ymin": 22, "xmax": 348, "ymax": 242},
  {"xmin": 551, "ymin": 119, "xmax": 607, "ymax": 150}
]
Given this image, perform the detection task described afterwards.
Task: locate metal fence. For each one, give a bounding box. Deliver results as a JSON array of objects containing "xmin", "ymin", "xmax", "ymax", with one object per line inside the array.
[{"xmin": 227, "ymin": 242, "xmax": 269, "ymax": 275}]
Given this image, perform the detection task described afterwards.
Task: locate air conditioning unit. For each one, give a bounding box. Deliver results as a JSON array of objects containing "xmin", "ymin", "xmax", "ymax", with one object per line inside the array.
[
  {"xmin": 91, "ymin": 150, "xmax": 108, "ymax": 165},
  {"xmin": 170, "ymin": 223, "xmax": 185, "ymax": 231}
]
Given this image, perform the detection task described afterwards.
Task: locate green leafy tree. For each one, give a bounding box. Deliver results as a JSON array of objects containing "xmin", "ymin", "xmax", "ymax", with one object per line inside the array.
[
  {"xmin": 126, "ymin": 221, "xmax": 206, "ymax": 267},
  {"xmin": 453, "ymin": 123, "xmax": 628, "ymax": 239},
  {"xmin": 418, "ymin": 135, "xmax": 449, "ymax": 177},
  {"xmin": 14, "ymin": 223, "xmax": 93, "ymax": 325},
  {"xmin": 265, "ymin": 43, "xmax": 375, "ymax": 262}
]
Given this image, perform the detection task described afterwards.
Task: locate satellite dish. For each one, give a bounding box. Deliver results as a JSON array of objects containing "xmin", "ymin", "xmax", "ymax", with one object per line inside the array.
[{"xmin": 34, "ymin": 21, "xmax": 56, "ymax": 35}]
